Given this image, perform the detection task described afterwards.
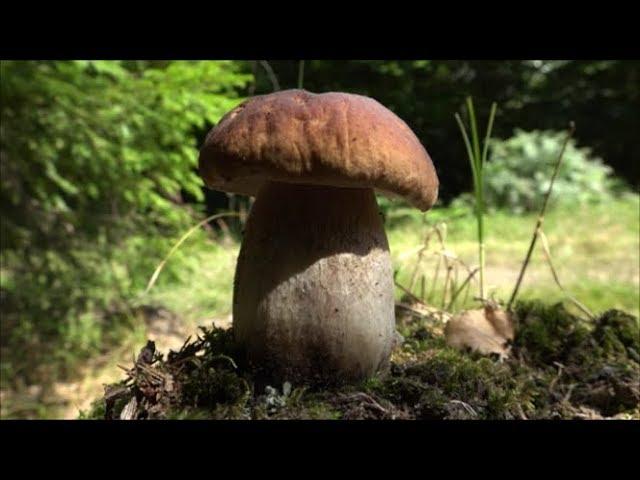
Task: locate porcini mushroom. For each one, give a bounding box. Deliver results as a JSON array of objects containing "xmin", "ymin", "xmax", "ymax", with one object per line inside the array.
[{"xmin": 199, "ymin": 89, "xmax": 438, "ymax": 384}]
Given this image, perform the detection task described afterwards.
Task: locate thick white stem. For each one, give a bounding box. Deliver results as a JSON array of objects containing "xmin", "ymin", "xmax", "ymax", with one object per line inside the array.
[{"xmin": 233, "ymin": 181, "xmax": 396, "ymax": 384}]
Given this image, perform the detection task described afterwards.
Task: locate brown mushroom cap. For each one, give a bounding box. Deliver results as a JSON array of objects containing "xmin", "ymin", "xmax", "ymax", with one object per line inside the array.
[{"xmin": 199, "ymin": 89, "xmax": 439, "ymax": 211}]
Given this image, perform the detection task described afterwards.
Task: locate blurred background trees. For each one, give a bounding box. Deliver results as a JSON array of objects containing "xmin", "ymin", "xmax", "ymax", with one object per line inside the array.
[{"xmin": 1, "ymin": 59, "xmax": 638, "ymax": 402}]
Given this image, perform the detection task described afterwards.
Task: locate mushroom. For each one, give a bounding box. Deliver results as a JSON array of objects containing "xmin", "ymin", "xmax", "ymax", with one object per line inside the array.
[{"xmin": 199, "ymin": 89, "xmax": 438, "ymax": 384}]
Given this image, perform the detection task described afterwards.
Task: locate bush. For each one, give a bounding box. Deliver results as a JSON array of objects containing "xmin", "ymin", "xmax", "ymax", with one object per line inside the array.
[
  {"xmin": 0, "ymin": 61, "xmax": 251, "ymax": 386},
  {"xmin": 482, "ymin": 129, "xmax": 623, "ymax": 213}
]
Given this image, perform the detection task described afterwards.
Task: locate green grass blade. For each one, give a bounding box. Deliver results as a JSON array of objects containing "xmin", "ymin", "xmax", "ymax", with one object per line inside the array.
[
  {"xmin": 455, "ymin": 113, "xmax": 479, "ymax": 191},
  {"xmin": 457, "ymin": 98, "xmax": 497, "ymax": 302},
  {"xmin": 481, "ymin": 102, "xmax": 498, "ymax": 168},
  {"xmin": 466, "ymin": 97, "xmax": 482, "ymax": 173}
]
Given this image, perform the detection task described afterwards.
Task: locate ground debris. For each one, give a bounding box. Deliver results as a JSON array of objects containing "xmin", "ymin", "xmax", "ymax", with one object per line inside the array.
[
  {"xmin": 120, "ymin": 396, "xmax": 138, "ymax": 420},
  {"xmin": 88, "ymin": 302, "xmax": 639, "ymax": 420},
  {"xmin": 332, "ymin": 391, "xmax": 410, "ymax": 420}
]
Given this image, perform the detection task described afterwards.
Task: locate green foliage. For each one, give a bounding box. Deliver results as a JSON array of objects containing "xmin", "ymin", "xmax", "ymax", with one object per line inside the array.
[
  {"xmin": 0, "ymin": 61, "xmax": 250, "ymax": 385},
  {"xmin": 483, "ymin": 130, "xmax": 622, "ymax": 213},
  {"xmin": 1, "ymin": 60, "xmax": 249, "ymax": 249}
]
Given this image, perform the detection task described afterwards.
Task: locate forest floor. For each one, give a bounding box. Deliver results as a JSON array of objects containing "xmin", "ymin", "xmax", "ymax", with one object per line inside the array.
[
  {"xmin": 1, "ymin": 197, "xmax": 638, "ymax": 419},
  {"xmin": 87, "ymin": 301, "xmax": 640, "ymax": 420}
]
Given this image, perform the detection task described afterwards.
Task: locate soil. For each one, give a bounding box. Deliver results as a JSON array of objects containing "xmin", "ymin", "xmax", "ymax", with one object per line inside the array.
[{"xmin": 87, "ymin": 301, "xmax": 639, "ymax": 420}]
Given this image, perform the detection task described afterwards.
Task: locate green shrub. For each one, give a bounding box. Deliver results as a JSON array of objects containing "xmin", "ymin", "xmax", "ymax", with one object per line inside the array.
[
  {"xmin": 0, "ymin": 61, "xmax": 251, "ymax": 386},
  {"xmin": 482, "ymin": 129, "xmax": 623, "ymax": 213}
]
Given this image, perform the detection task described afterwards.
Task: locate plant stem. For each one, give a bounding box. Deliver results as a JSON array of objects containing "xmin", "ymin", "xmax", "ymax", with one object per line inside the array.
[
  {"xmin": 538, "ymin": 228, "xmax": 595, "ymax": 320},
  {"xmin": 478, "ymin": 103, "xmax": 497, "ymax": 300},
  {"xmin": 482, "ymin": 103, "xmax": 498, "ymax": 167},
  {"xmin": 446, "ymin": 267, "xmax": 479, "ymax": 311},
  {"xmin": 477, "ymin": 200, "xmax": 485, "ymax": 299},
  {"xmin": 259, "ymin": 60, "xmax": 280, "ymax": 92},
  {"xmin": 506, "ymin": 122, "xmax": 576, "ymax": 311},
  {"xmin": 455, "ymin": 99, "xmax": 497, "ymax": 301},
  {"xmin": 143, "ymin": 212, "xmax": 240, "ymax": 295},
  {"xmin": 466, "ymin": 98, "xmax": 482, "ymax": 173},
  {"xmin": 297, "ymin": 60, "xmax": 305, "ymax": 89}
]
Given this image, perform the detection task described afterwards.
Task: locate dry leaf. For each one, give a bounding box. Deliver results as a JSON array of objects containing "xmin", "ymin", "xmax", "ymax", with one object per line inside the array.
[{"xmin": 444, "ymin": 305, "xmax": 515, "ymax": 359}]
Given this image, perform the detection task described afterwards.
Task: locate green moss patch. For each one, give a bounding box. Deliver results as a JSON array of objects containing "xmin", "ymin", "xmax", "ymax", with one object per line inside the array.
[{"xmin": 86, "ymin": 301, "xmax": 639, "ymax": 420}]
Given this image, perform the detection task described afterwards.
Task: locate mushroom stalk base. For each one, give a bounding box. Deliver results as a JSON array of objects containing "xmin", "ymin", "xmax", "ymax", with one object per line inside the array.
[{"xmin": 233, "ymin": 182, "xmax": 395, "ymax": 385}]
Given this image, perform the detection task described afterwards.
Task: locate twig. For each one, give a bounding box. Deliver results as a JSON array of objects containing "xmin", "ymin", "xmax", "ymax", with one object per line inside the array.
[
  {"xmin": 515, "ymin": 403, "xmax": 528, "ymax": 420},
  {"xmin": 448, "ymin": 400, "xmax": 478, "ymax": 417},
  {"xmin": 562, "ymin": 383, "xmax": 576, "ymax": 404},
  {"xmin": 212, "ymin": 354, "xmax": 238, "ymax": 370},
  {"xmin": 248, "ymin": 61, "xmax": 258, "ymax": 96},
  {"xmin": 395, "ymin": 302, "xmax": 425, "ymax": 317},
  {"xmin": 442, "ymin": 264, "xmax": 453, "ymax": 309},
  {"xmin": 395, "ymin": 281, "xmax": 430, "ymax": 308},
  {"xmin": 395, "ymin": 302, "xmax": 436, "ymax": 318},
  {"xmin": 297, "ymin": 60, "xmax": 305, "ymax": 89},
  {"xmin": 450, "ymin": 266, "xmax": 459, "ymax": 308},
  {"xmin": 446, "ymin": 267, "xmax": 479, "ymax": 311},
  {"xmin": 549, "ymin": 361, "xmax": 565, "ymax": 393},
  {"xmin": 507, "ymin": 122, "xmax": 576, "ymax": 312},
  {"xmin": 215, "ymin": 217, "xmax": 232, "ymax": 240},
  {"xmin": 538, "ymin": 229, "xmax": 596, "ymax": 320},
  {"xmin": 144, "ymin": 212, "xmax": 240, "ymax": 295},
  {"xmin": 259, "ymin": 60, "xmax": 280, "ymax": 92},
  {"xmin": 428, "ymin": 247, "xmax": 442, "ymax": 302},
  {"xmin": 408, "ymin": 226, "xmax": 436, "ymax": 291},
  {"xmin": 343, "ymin": 392, "xmax": 388, "ymax": 414},
  {"xmin": 429, "ymin": 223, "xmax": 447, "ymax": 301}
]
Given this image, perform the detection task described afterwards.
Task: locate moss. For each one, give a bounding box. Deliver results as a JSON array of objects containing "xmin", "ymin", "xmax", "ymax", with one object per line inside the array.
[
  {"xmin": 182, "ymin": 366, "xmax": 249, "ymax": 409},
  {"xmin": 166, "ymin": 408, "xmax": 218, "ymax": 420},
  {"xmin": 78, "ymin": 398, "xmax": 106, "ymax": 420},
  {"xmin": 513, "ymin": 301, "xmax": 591, "ymax": 366},
  {"xmin": 513, "ymin": 302, "xmax": 640, "ymax": 418},
  {"xmin": 414, "ymin": 387, "xmax": 450, "ymax": 419},
  {"xmin": 371, "ymin": 347, "xmax": 538, "ymax": 419},
  {"xmin": 269, "ymin": 398, "xmax": 342, "ymax": 420},
  {"xmin": 91, "ymin": 301, "xmax": 639, "ymax": 420},
  {"xmin": 279, "ymin": 387, "xmax": 340, "ymax": 419},
  {"xmin": 592, "ymin": 309, "xmax": 640, "ymax": 356},
  {"xmin": 569, "ymin": 335, "xmax": 640, "ymax": 417}
]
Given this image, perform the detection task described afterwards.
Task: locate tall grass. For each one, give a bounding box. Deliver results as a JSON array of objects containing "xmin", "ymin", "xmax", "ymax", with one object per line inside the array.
[{"xmin": 455, "ymin": 98, "xmax": 497, "ymax": 300}]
